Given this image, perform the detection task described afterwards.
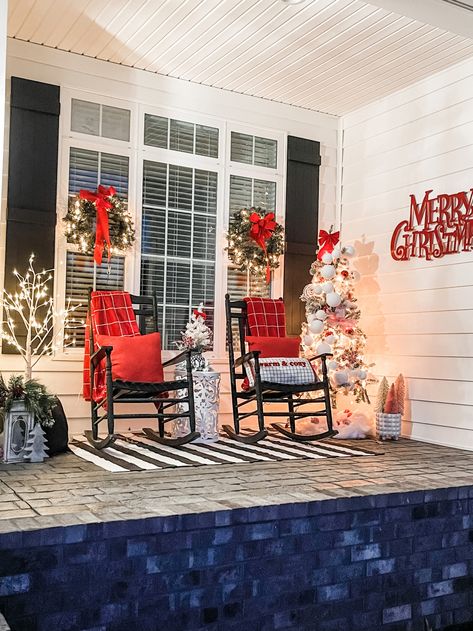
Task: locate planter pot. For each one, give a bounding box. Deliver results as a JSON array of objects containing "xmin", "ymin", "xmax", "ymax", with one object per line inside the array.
[
  {"xmin": 3, "ymin": 399, "xmax": 35, "ymax": 463},
  {"xmin": 376, "ymin": 412, "xmax": 401, "ymax": 441}
]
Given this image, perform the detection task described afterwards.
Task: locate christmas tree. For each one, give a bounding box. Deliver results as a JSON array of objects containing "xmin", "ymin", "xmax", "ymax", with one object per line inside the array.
[
  {"xmin": 23, "ymin": 423, "xmax": 49, "ymax": 462},
  {"xmin": 300, "ymin": 229, "xmax": 372, "ymax": 406}
]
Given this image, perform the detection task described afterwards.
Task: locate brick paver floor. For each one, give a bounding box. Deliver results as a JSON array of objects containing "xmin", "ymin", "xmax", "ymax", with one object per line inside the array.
[{"xmin": 0, "ymin": 438, "xmax": 472, "ymax": 534}]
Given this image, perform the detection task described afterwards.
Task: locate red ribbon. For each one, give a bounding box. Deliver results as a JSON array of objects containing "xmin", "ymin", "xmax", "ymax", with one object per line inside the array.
[
  {"xmin": 79, "ymin": 185, "xmax": 116, "ymax": 265},
  {"xmin": 326, "ymin": 313, "xmax": 356, "ymax": 333},
  {"xmin": 249, "ymin": 211, "xmax": 277, "ymax": 283},
  {"xmin": 193, "ymin": 309, "xmax": 206, "ymax": 320},
  {"xmin": 317, "ymin": 229, "xmax": 340, "ymax": 260}
]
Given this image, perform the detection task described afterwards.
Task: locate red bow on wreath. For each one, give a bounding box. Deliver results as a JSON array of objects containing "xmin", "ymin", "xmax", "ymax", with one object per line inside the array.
[
  {"xmin": 249, "ymin": 211, "xmax": 277, "ymax": 283},
  {"xmin": 79, "ymin": 185, "xmax": 116, "ymax": 265},
  {"xmin": 317, "ymin": 229, "xmax": 340, "ymax": 260}
]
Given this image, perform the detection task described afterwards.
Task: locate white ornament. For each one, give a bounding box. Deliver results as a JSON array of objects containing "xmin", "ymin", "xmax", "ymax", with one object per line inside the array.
[
  {"xmin": 332, "ymin": 245, "xmax": 341, "ymax": 260},
  {"xmin": 324, "ymin": 334, "xmax": 335, "ymax": 345},
  {"xmin": 315, "ymin": 310, "xmax": 328, "ymax": 321},
  {"xmin": 309, "ymin": 319, "xmax": 324, "ymax": 334},
  {"xmin": 343, "ymin": 245, "xmax": 355, "ymax": 258},
  {"xmin": 352, "ymin": 271, "xmax": 361, "ymax": 283},
  {"xmin": 333, "ymin": 371, "xmax": 349, "ymax": 386},
  {"xmin": 326, "ymin": 292, "xmax": 342, "ymax": 308},
  {"xmin": 357, "ymin": 369, "xmax": 367, "ymax": 380},
  {"xmin": 321, "ymin": 282, "xmax": 334, "ymax": 294},
  {"xmin": 312, "ymin": 284, "xmax": 323, "ymax": 295},
  {"xmin": 316, "ymin": 342, "xmax": 331, "ymax": 355},
  {"xmin": 320, "ymin": 264, "xmax": 336, "ymax": 280},
  {"xmin": 327, "ymin": 360, "xmax": 338, "ymax": 370},
  {"xmin": 303, "ymin": 334, "xmax": 314, "ymax": 346},
  {"xmin": 321, "ymin": 252, "xmax": 333, "ymax": 264}
]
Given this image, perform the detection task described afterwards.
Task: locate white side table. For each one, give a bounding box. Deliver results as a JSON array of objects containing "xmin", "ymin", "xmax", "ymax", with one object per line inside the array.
[{"xmin": 171, "ymin": 368, "xmax": 220, "ymax": 443}]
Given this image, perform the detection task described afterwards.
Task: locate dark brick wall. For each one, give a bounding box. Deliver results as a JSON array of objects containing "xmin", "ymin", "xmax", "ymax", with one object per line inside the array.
[{"xmin": 1, "ymin": 487, "xmax": 473, "ymax": 631}]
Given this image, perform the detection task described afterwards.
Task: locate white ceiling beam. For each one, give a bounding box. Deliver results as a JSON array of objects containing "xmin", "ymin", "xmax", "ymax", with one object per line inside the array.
[{"xmin": 365, "ymin": 0, "xmax": 473, "ymax": 39}]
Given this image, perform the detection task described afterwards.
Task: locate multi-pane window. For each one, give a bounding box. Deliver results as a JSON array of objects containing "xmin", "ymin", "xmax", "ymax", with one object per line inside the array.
[
  {"xmin": 71, "ymin": 99, "xmax": 131, "ymax": 142},
  {"xmin": 144, "ymin": 114, "xmax": 219, "ymax": 158},
  {"xmin": 140, "ymin": 160, "xmax": 218, "ymax": 350},
  {"xmin": 64, "ymin": 147, "xmax": 129, "ymax": 346}
]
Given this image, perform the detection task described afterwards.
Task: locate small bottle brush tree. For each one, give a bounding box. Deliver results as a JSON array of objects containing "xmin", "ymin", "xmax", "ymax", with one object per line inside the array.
[
  {"xmin": 375, "ymin": 374, "xmax": 405, "ymax": 415},
  {"xmin": 0, "ymin": 254, "xmax": 79, "ymax": 380},
  {"xmin": 300, "ymin": 234, "xmax": 373, "ymax": 406}
]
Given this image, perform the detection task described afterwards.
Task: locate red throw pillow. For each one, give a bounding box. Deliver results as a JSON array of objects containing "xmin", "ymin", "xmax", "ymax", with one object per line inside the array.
[
  {"xmin": 95, "ymin": 332, "xmax": 164, "ymax": 383},
  {"xmin": 246, "ymin": 335, "xmax": 300, "ymax": 358}
]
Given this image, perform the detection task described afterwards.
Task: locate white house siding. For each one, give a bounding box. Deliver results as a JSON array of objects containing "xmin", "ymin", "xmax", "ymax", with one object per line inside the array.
[
  {"xmin": 341, "ymin": 55, "xmax": 473, "ymax": 450},
  {"xmin": 2, "ymin": 39, "xmax": 339, "ymax": 433}
]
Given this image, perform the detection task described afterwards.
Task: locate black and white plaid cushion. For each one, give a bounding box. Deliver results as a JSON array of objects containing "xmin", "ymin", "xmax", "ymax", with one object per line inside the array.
[{"xmin": 244, "ymin": 357, "xmax": 318, "ymax": 388}]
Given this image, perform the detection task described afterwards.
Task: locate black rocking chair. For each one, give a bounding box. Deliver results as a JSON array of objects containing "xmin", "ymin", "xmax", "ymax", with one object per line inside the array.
[
  {"xmin": 85, "ymin": 290, "xmax": 200, "ymax": 449},
  {"xmin": 223, "ymin": 293, "xmax": 337, "ymax": 444}
]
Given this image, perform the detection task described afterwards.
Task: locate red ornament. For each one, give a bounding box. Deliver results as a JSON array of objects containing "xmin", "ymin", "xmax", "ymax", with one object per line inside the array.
[
  {"xmin": 79, "ymin": 185, "xmax": 116, "ymax": 265},
  {"xmin": 317, "ymin": 229, "xmax": 340, "ymax": 260},
  {"xmin": 193, "ymin": 309, "xmax": 206, "ymax": 320},
  {"xmin": 341, "ymin": 270, "xmax": 349, "ymax": 278},
  {"xmin": 249, "ymin": 211, "xmax": 277, "ymax": 283}
]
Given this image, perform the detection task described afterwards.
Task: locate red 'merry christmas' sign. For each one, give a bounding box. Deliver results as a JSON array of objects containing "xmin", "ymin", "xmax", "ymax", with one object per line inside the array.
[{"xmin": 391, "ymin": 188, "xmax": 473, "ymax": 261}]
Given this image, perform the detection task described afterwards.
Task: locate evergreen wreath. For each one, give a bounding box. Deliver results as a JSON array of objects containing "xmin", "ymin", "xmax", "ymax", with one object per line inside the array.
[
  {"xmin": 226, "ymin": 207, "xmax": 284, "ymax": 279},
  {"xmin": 63, "ymin": 192, "xmax": 135, "ymax": 258}
]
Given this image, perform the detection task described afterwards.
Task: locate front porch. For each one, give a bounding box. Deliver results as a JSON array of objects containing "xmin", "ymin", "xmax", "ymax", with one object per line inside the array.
[{"xmin": 1, "ymin": 439, "xmax": 473, "ymax": 630}]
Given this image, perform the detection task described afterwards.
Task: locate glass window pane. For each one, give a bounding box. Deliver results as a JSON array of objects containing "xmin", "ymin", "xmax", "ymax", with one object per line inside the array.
[
  {"xmin": 100, "ymin": 153, "xmax": 129, "ymax": 198},
  {"xmin": 144, "ymin": 114, "xmax": 168, "ymax": 149},
  {"xmin": 230, "ymin": 131, "xmax": 253, "ymax": 164},
  {"xmin": 194, "ymin": 170, "xmax": 217, "ymax": 215},
  {"xmin": 170, "ymin": 119, "xmax": 194, "ymax": 154},
  {"xmin": 163, "ymin": 306, "xmax": 189, "ymax": 351},
  {"xmin": 143, "ymin": 160, "xmax": 167, "ymax": 208},
  {"xmin": 193, "ymin": 214, "xmax": 216, "ymax": 261},
  {"xmin": 69, "ymin": 148, "xmax": 99, "ymax": 195},
  {"xmin": 229, "ymin": 175, "xmax": 252, "ymax": 214},
  {"xmin": 140, "ymin": 257, "xmax": 165, "ymax": 307},
  {"xmin": 168, "ymin": 165, "xmax": 192, "ymax": 211},
  {"xmin": 195, "ymin": 124, "xmax": 218, "ymax": 158},
  {"xmin": 71, "ymin": 99, "xmax": 100, "ymax": 136},
  {"xmin": 102, "ymin": 105, "xmax": 131, "ymax": 142},
  {"xmin": 255, "ymin": 136, "xmax": 277, "ymax": 168},
  {"xmin": 141, "ymin": 207, "xmax": 166, "ymax": 255},
  {"xmin": 253, "ymin": 179, "xmax": 276, "ymax": 212},
  {"xmin": 167, "ymin": 211, "xmax": 192, "ymax": 259}
]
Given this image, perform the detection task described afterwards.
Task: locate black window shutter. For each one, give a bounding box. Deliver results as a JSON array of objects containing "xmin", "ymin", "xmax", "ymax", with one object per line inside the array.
[
  {"xmin": 283, "ymin": 136, "xmax": 321, "ymax": 336},
  {"xmin": 4, "ymin": 77, "xmax": 60, "ymax": 352}
]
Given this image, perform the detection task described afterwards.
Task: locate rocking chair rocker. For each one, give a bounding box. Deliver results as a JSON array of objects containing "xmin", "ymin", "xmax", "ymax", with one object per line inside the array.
[
  {"xmin": 223, "ymin": 294, "xmax": 337, "ymax": 444},
  {"xmin": 84, "ymin": 290, "xmax": 199, "ymax": 449}
]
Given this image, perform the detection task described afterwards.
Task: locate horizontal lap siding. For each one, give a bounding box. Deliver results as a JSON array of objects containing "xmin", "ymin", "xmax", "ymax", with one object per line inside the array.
[
  {"xmin": 1, "ymin": 41, "xmax": 339, "ymax": 432},
  {"xmin": 342, "ymin": 56, "xmax": 473, "ymax": 450}
]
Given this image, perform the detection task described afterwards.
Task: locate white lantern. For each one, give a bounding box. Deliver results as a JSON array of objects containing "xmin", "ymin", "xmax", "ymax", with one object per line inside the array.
[
  {"xmin": 326, "ymin": 292, "xmax": 342, "ymax": 308},
  {"xmin": 321, "ymin": 252, "xmax": 333, "ymax": 264},
  {"xmin": 327, "ymin": 360, "xmax": 338, "ymax": 370},
  {"xmin": 320, "ymin": 264, "xmax": 336, "ymax": 279},
  {"xmin": 343, "ymin": 245, "xmax": 355, "ymax": 257},
  {"xmin": 316, "ymin": 342, "xmax": 331, "ymax": 355},
  {"xmin": 309, "ymin": 319, "xmax": 324, "ymax": 334},
  {"xmin": 321, "ymin": 282, "xmax": 333, "ymax": 294},
  {"xmin": 315, "ymin": 310, "xmax": 328, "ymax": 321},
  {"xmin": 333, "ymin": 371, "xmax": 349, "ymax": 386}
]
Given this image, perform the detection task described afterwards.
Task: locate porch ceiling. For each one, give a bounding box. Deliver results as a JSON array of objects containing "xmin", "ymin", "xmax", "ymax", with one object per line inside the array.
[{"xmin": 8, "ymin": 0, "xmax": 473, "ymax": 115}]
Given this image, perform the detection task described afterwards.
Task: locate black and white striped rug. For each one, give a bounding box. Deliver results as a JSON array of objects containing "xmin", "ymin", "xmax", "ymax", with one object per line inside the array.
[{"xmin": 69, "ymin": 431, "xmax": 380, "ymax": 472}]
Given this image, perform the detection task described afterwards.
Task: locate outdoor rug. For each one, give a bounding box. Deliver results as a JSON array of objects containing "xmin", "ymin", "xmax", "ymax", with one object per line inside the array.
[{"xmin": 69, "ymin": 431, "xmax": 382, "ymax": 472}]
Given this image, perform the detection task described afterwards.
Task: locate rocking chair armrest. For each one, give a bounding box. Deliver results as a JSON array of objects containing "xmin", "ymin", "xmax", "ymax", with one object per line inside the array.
[
  {"xmin": 91, "ymin": 345, "xmax": 113, "ymax": 367},
  {"xmin": 235, "ymin": 350, "xmax": 260, "ymax": 368},
  {"xmin": 162, "ymin": 349, "xmax": 190, "ymax": 368}
]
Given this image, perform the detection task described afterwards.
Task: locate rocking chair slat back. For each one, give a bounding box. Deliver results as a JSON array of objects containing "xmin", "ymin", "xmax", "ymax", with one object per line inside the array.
[{"xmin": 225, "ymin": 295, "xmax": 248, "ymax": 380}]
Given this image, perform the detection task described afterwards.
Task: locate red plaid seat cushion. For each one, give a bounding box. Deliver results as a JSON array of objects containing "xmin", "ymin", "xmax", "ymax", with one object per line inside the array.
[{"xmin": 244, "ymin": 297, "xmax": 286, "ymax": 337}]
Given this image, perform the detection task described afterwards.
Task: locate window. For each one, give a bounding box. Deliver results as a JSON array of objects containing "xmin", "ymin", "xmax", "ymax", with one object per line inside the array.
[
  {"xmin": 71, "ymin": 99, "xmax": 131, "ymax": 142},
  {"xmin": 140, "ymin": 160, "xmax": 218, "ymax": 349},
  {"xmin": 59, "ymin": 92, "xmax": 284, "ymax": 356},
  {"xmin": 64, "ymin": 147, "xmax": 129, "ymax": 346},
  {"xmin": 144, "ymin": 114, "xmax": 219, "ymax": 158}
]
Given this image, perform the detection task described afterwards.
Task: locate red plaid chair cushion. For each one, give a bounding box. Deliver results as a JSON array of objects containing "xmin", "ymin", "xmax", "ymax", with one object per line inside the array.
[
  {"xmin": 83, "ymin": 291, "xmax": 140, "ymax": 402},
  {"xmin": 244, "ymin": 297, "xmax": 286, "ymax": 337}
]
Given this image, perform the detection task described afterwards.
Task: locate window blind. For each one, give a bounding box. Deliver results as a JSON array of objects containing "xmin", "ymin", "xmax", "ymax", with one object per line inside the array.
[
  {"xmin": 71, "ymin": 99, "xmax": 130, "ymax": 142},
  {"xmin": 141, "ymin": 159, "xmax": 217, "ymax": 350},
  {"xmin": 144, "ymin": 113, "xmax": 218, "ymax": 158},
  {"xmin": 230, "ymin": 132, "xmax": 277, "ymax": 169}
]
